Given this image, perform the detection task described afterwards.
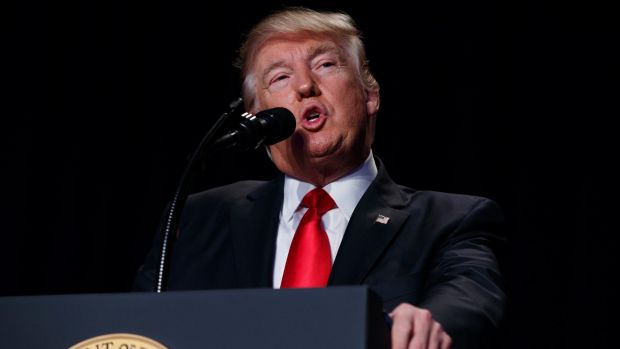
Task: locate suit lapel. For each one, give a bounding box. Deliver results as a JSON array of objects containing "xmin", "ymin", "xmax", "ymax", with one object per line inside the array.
[
  {"xmin": 328, "ymin": 160, "xmax": 411, "ymax": 285},
  {"xmin": 226, "ymin": 159, "xmax": 410, "ymax": 287},
  {"xmin": 229, "ymin": 177, "xmax": 284, "ymax": 288}
]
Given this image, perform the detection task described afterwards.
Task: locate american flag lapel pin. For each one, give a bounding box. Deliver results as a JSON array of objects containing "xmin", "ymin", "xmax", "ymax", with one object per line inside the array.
[{"xmin": 375, "ymin": 214, "xmax": 390, "ymax": 224}]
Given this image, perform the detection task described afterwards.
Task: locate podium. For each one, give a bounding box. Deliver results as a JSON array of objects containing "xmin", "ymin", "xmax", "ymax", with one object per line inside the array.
[{"xmin": 0, "ymin": 286, "xmax": 389, "ymax": 349}]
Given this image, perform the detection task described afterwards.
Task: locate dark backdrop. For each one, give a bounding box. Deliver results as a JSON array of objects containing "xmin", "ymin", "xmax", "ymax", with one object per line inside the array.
[{"xmin": 3, "ymin": 0, "xmax": 617, "ymax": 348}]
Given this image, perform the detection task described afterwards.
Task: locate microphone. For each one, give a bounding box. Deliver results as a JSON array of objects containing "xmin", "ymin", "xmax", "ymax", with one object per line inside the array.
[{"xmin": 213, "ymin": 107, "xmax": 296, "ymax": 151}]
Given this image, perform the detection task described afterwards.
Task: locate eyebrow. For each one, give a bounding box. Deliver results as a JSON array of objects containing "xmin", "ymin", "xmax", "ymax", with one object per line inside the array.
[
  {"xmin": 260, "ymin": 61, "xmax": 288, "ymax": 83},
  {"xmin": 307, "ymin": 43, "xmax": 341, "ymax": 62}
]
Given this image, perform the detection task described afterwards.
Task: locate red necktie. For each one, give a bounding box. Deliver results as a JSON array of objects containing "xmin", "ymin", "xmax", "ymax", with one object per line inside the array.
[{"xmin": 281, "ymin": 187, "xmax": 336, "ymax": 288}]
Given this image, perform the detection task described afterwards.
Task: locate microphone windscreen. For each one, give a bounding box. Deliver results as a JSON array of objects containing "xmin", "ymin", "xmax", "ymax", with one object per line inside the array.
[{"xmin": 256, "ymin": 107, "xmax": 296, "ymax": 145}]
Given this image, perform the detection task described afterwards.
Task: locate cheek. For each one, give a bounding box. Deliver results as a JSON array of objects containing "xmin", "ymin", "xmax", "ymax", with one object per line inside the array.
[
  {"xmin": 336, "ymin": 74, "xmax": 366, "ymax": 105},
  {"xmin": 269, "ymin": 137, "xmax": 292, "ymax": 159},
  {"xmin": 256, "ymin": 89, "xmax": 295, "ymax": 111},
  {"xmin": 340, "ymin": 87, "xmax": 368, "ymax": 121}
]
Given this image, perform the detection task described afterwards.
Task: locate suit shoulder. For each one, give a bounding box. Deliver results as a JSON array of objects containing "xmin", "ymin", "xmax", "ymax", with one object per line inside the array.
[
  {"xmin": 186, "ymin": 180, "xmax": 268, "ymax": 208},
  {"xmin": 415, "ymin": 190, "xmax": 497, "ymax": 207},
  {"xmin": 404, "ymin": 189, "xmax": 503, "ymax": 220}
]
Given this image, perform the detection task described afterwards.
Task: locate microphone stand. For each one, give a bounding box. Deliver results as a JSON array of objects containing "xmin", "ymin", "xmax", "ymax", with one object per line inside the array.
[{"xmin": 155, "ymin": 97, "xmax": 243, "ymax": 293}]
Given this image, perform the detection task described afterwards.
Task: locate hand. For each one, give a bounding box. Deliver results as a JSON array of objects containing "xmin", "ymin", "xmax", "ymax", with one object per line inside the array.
[{"xmin": 389, "ymin": 303, "xmax": 452, "ymax": 349}]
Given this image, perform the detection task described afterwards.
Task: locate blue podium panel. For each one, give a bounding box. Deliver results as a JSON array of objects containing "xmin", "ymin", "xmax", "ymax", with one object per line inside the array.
[{"xmin": 0, "ymin": 286, "xmax": 389, "ymax": 349}]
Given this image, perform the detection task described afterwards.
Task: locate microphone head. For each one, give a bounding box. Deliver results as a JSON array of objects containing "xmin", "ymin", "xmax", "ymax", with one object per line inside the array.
[
  {"xmin": 214, "ymin": 107, "xmax": 296, "ymax": 151},
  {"xmin": 255, "ymin": 107, "xmax": 296, "ymax": 145}
]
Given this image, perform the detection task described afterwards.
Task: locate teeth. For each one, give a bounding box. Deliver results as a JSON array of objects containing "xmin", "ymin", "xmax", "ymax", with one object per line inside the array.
[{"xmin": 307, "ymin": 112, "xmax": 320, "ymax": 120}]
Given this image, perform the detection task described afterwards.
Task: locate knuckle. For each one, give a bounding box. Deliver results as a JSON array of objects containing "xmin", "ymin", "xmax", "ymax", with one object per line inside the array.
[
  {"xmin": 435, "ymin": 322, "xmax": 443, "ymax": 331},
  {"xmin": 391, "ymin": 303, "xmax": 413, "ymax": 317},
  {"xmin": 419, "ymin": 309, "xmax": 432, "ymax": 321}
]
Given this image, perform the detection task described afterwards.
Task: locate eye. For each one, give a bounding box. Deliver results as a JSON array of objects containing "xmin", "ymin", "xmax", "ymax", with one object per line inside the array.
[
  {"xmin": 269, "ymin": 74, "xmax": 289, "ymax": 86},
  {"xmin": 316, "ymin": 60, "xmax": 337, "ymax": 70},
  {"xmin": 313, "ymin": 58, "xmax": 340, "ymax": 75}
]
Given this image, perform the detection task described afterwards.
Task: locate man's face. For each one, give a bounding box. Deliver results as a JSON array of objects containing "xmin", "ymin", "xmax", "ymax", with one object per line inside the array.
[{"xmin": 249, "ymin": 33, "xmax": 379, "ymax": 185}]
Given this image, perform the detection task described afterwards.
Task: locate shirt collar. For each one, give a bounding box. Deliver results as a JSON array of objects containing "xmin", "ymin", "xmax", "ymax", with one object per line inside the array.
[{"xmin": 281, "ymin": 152, "xmax": 378, "ymax": 222}]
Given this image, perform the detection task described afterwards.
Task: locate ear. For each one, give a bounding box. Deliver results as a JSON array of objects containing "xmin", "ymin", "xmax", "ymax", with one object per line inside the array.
[{"xmin": 365, "ymin": 88, "xmax": 380, "ymax": 116}]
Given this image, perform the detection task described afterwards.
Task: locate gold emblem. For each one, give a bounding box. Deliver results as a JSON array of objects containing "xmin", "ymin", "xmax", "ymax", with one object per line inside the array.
[{"xmin": 69, "ymin": 333, "xmax": 168, "ymax": 349}]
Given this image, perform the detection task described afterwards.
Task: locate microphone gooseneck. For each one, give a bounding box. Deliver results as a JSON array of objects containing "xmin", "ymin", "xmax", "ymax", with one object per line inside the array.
[{"xmin": 155, "ymin": 103, "xmax": 295, "ymax": 292}]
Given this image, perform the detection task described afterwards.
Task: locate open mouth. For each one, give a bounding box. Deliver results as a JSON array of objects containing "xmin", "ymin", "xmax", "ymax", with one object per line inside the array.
[
  {"xmin": 306, "ymin": 111, "xmax": 321, "ymax": 122},
  {"xmin": 300, "ymin": 104, "xmax": 328, "ymax": 131}
]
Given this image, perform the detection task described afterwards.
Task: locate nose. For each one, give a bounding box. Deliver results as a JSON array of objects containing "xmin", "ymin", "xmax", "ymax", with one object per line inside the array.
[{"xmin": 295, "ymin": 70, "xmax": 320, "ymax": 99}]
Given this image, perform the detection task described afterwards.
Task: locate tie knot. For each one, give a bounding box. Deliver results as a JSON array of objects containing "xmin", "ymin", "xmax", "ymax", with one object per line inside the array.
[{"xmin": 301, "ymin": 188, "xmax": 336, "ymax": 215}]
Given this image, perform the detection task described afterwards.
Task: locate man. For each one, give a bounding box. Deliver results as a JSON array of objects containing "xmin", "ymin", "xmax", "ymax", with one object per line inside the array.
[{"xmin": 135, "ymin": 7, "xmax": 505, "ymax": 349}]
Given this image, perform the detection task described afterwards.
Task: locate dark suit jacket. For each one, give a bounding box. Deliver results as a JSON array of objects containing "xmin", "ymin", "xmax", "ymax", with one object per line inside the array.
[{"xmin": 135, "ymin": 159, "xmax": 506, "ymax": 348}]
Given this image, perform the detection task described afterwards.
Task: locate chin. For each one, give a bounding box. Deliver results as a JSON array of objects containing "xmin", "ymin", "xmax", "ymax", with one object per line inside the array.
[
  {"xmin": 304, "ymin": 147, "xmax": 338, "ymax": 162},
  {"xmin": 303, "ymin": 136, "xmax": 341, "ymax": 156}
]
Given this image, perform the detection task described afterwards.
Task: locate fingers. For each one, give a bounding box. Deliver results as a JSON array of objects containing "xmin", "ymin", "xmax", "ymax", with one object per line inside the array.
[
  {"xmin": 390, "ymin": 304, "xmax": 413, "ymax": 349},
  {"xmin": 428, "ymin": 321, "xmax": 452, "ymax": 349},
  {"xmin": 408, "ymin": 308, "xmax": 431, "ymax": 349},
  {"xmin": 389, "ymin": 303, "xmax": 452, "ymax": 349}
]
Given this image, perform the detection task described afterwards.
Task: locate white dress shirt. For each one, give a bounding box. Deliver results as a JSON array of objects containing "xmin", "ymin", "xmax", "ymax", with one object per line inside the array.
[{"xmin": 273, "ymin": 153, "xmax": 378, "ymax": 288}]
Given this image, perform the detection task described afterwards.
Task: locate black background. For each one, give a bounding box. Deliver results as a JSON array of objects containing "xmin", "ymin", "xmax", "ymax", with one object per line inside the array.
[{"xmin": 2, "ymin": 0, "xmax": 617, "ymax": 347}]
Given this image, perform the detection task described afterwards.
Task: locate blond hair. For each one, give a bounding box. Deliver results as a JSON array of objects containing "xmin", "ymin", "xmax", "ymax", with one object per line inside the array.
[{"xmin": 236, "ymin": 7, "xmax": 379, "ymax": 109}]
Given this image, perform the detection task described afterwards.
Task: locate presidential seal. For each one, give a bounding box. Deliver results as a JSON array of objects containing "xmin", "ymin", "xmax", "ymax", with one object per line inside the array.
[{"xmin": 69, "ymin": 333, "xmax": 168, "ymax": 349}]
